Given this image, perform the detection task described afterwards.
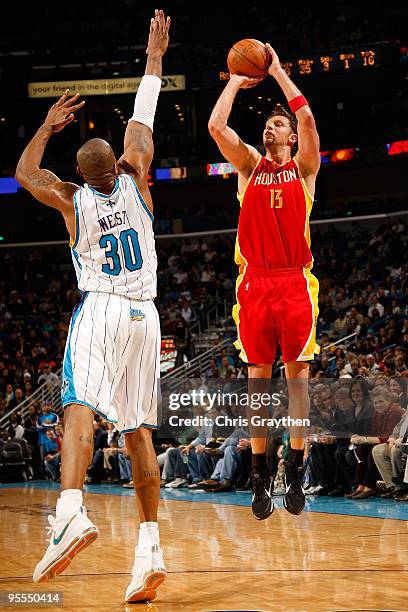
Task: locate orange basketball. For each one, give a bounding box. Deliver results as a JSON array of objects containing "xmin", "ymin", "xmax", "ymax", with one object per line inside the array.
[{"xmin": 227, "ymin": 39, "xmax": 271, "ymax": 78}]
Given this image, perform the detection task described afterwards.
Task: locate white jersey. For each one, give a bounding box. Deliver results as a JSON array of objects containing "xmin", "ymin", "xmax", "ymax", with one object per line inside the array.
[{"xmin": 71, "ymin": 173, "xmax": 157, "ymax": 300}]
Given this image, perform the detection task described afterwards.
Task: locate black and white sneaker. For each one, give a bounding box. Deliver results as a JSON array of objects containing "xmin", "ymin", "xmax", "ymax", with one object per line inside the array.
[
  {"xmin": 251, "ymin": 471, "xmax": 274, "ymax": 520},
  {"xmin": 283, "ymin": 462, "xmax": 305, "ymax": 515}
]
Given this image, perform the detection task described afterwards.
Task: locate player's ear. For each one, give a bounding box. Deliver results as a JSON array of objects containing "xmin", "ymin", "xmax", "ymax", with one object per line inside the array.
[
  {"xmin": 288, "ymin": 133, "xmax": 298, "ymax": 146},
  {"xmin": 76, "ymin": 165, "xmax": 84, "ymax": 178}
]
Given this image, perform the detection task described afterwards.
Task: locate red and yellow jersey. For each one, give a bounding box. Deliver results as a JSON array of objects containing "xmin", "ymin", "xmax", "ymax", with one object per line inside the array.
[{"xmin": 235, "ymin": 154, "xmax": 314, "ymax": 273}]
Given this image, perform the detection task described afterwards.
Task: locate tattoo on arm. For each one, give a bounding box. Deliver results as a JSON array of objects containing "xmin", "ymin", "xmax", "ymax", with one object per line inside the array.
[
  {"xmin": 58, "ymin": 182, "xmax": 77, "ymax": 197},
  {"xmin": 79, "ymin": 435, "xmax": 92, "ymax": 444},
  {"xmin": 128, "ymin": 128, "xmax": 150, "ymax": 153},
  {"xmin": 27, "ymin": 169, "xmax": 59, "ymax": 187}
]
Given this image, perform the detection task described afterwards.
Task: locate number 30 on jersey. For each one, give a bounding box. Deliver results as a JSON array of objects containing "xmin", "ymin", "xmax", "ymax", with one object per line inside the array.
[{"xmin": 99, "ymin": 228, "xmax": 143, "ymax": 276}]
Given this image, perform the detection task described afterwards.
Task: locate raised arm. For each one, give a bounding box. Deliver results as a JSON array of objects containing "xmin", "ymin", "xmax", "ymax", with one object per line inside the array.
[
  {"xmin": 15, "ymin": 90, "xmax": 84, "ymax": 212},
  {"xmin": 118, "ymin": 9, "xmax": 170, "ymax": 179},
  {"xmin": 266, "ymin": 44, "xmax": 320, "ymax": 176},
  {"xmin": 208, "ymin": 74, "xmax": 261, "ymax": 178}
]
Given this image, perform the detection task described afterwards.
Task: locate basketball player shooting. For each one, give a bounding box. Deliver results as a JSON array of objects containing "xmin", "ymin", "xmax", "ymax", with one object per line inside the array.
[
  {"xmin": 15, "ymin": 9, "xmax": 170, "ymax": 603},
  {"xmin": 209, "ymin": 44, "xmax": 320, "ymax": 520}
]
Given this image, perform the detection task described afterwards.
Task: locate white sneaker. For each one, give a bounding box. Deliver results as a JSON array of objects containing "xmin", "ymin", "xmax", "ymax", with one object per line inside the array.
[
  {"xmin": 33, "ymin": 506, "xmax": 99, "ymax": 583},
  {"xmin": 167, "ymin": 478, "xmax": 188, "ymax": 488},
  {"xmin": 125, "ymin": 544, "xmax": 167, "ymax": 603}
]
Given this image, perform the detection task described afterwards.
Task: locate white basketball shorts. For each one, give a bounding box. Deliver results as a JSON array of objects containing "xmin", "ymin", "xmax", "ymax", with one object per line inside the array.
[{"xmin": 61, "ymin": 292, "xmax": 160, "ymax": 432}]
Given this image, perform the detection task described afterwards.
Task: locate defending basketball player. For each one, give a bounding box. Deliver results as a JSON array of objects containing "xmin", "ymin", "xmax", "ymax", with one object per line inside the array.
[
  {"xmin": 209, "ymin": 44, "xmax": 320, "ymax": 519},
  {"xmin": 15, "ymin": 9, "xmax": 170, "ymax": 603}
]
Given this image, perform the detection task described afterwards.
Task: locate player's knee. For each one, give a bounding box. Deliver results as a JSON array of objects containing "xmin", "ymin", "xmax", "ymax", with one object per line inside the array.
[
  {"xmin": 285, "ymin": 361, "xmax": 310, "ymax": 379},
  {"xmin": 125, "ymin": 426, "xmax": 152, "ymax": 450},
  {"xmin": 63, "ymin": 403, "xmax": 94, "ymax": 430}
]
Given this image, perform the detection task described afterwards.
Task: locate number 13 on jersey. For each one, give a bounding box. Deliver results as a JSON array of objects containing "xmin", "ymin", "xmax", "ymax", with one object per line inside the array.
[{"xmin": 270, "ymin": 189, "xmax": 284, "ymax": 209}]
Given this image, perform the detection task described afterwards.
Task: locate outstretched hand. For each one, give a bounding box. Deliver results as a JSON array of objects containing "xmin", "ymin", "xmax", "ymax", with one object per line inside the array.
[
  {"xmin": 265, "ymin": 43, "xmax": 282, "ymax": 75},
  {"xmin": 229, "ymin": 73, "xmax": 263, "ymax": 89},
  {"xmin": 43, "ymin": 90, "xmax": 85, "ymax": 132},
  {"xmin": 146, "ymin": 9, "xmax": 171, "ymax": 56}
]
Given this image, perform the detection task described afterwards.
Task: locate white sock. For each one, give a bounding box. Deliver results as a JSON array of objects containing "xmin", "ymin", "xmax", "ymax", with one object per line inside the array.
[
  {"xmin": 56, "ymin": 489, "xmax": 83, "ymax": 517},
  {"xmin": 137, "ymin": 521, "xmax": 160, "ymax": 551}
]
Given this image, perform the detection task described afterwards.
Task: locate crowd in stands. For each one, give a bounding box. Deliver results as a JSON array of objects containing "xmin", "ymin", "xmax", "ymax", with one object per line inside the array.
[
  {"xmin": 1, "ymin": 216, "xmax": 407, "ymax": 404},
  {"xmin": 154, "ymin": 372, "xmax": 408, "ymax": 503},
  {"xmin": 2, "ymin": 372, "xmax": 407, "ymax": 506},
  {"xmin": 0, "ymin": 216, "xmax": 407, "ymax": 502}
]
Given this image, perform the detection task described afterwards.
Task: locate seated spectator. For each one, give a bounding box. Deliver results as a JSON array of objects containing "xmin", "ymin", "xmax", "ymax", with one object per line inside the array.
[
  {"xmin": 347, "ymin": 387, "xmax": 403, "ymax": 499},
  {"xmin": 36, "ymin": 402, "xmax": 59, "ymax": 462},
  {"xmin": 24, "ymin": 404, "xmax": 41, "ymax": 477},
  {"xmin": 201, "ymin": 430, "xmax": 251, "ymax": 492},
  {"xmin": 103, "ymin": 430, "xmax": 129, "ymax": 482},
  {"xmin": 204, "ymin": 358, "xmax": 219, "ymax": 378},
  {"xmin": 372, "ymin": 406, "xmax": 408, "ymax": 499},
  {"xmin": 367, "ymin": 295, "xmax": 384, "ymax": 318},
  {"xmin": 43, "ymin": 428, "xmax": 60, "ymax": 481},
  {"xmin": 8, "ymin": 412, "xmax": 25, "ymax": 439},
  {"xmin": 304, "ymin": 386, "xmax": 338, "ymax": 496},
  {"xmin": 86, "ymin": 419, "xmax": 109, "ymax": 484},
  {"xmin": 161, "ymin": 418, "xmax": 198, "ymax": 488},
  {"xmin": 366, "ymin": 354, "xmax": 380, "ymax": 375},
  {"xmin": 180, "ymin": 299, "xmax": 196, "ymax": 325},
  {"xmin": 37, "ymin": 363, "xmax": 60, "ymax": 389},
  {"xmin": 390, "ymin": 377, "xmax": 406, "ymax": 403},
  {"xmin": 119, "ymin": 448, "xmax": 133, "ymax": 487},
  {"xmin": 177, "ymin": 407, "xmax": 224, "ymax": 488},
  {"xmin": 322, "ymin": 386, "xmax": 357, "ymax": 496},
  {"xmin": 0, "ymin": 429, "xmax": 11, "ymax": 444},
  {"xmin": 219, "ymin": 356, "xmax": 236, "ymax": 379},
  {"xmin": 7, "ymin": 387, "xmax": 24, "ymax": 409},
  {"xmin": 174, "ymin": 316, "xmax": 192, "ymax": 368},
  {"xmin": 4, "ymin": 385, "xmax": 15, "ymax": 408}
]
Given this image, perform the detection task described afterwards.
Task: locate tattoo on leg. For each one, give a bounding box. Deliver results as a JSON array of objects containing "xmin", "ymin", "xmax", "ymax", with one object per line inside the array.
[
  {"xmin": 143, "ymin": 470, "xmax": 160, "ymax": 478},
  {"xmin": 79, "ymin": 435, "xmax": 92, "ymax": 444}
]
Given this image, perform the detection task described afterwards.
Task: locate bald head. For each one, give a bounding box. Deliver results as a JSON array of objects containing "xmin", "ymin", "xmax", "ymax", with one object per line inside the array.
[{"xmin": 77, "ymin": 138, "xmax": 116, "ymax": 178}]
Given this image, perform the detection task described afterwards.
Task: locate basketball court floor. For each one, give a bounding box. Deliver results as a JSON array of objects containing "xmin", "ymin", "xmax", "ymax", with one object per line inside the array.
[{"xmin": 1, "ymin": 482, "xmax": 407, "ymax": 611}]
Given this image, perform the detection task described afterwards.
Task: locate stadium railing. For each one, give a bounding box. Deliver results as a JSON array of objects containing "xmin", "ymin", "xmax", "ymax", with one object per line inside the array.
[
  {"xmin": 161, "ymin": 337, "xmax": 232, "ymax": 390},
  {"xmin": 2, "ymin": 209, "xmax": 406, "ymax": 426},
  {"xmin": 0, "ymin": 367, "xmax": 63, "ymax": 429}
]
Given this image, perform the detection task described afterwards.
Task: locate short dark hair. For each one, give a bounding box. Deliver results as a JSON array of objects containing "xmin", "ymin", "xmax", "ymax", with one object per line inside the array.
[{"xmin": 267, "ymin": 103, "xmax": 298, "ymax": 135}]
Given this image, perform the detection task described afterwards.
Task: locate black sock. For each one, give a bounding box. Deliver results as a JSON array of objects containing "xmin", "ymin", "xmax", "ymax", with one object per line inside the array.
[
  {"xmin": 289, "ymin": 448, "xmax": 304, "ymax": 466},
  {"xmin": 252, "ymin": 453, "xmax": 267, "ymax": 474}
]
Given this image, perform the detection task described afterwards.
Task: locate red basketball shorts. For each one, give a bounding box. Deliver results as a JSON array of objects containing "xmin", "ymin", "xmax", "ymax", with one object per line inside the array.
[{"xmin": 232, "ymin": 266, "xmax": 320, "ymax": 364}]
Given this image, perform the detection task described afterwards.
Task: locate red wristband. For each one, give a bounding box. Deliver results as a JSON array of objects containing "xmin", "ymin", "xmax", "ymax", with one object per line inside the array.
[{"xmin": 288, "ymin": 95, "xmax": 308, "ymax": 113}]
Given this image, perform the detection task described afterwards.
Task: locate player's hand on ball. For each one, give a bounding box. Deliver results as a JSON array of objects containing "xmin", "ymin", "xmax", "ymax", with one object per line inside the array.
[
  {"xmin": 265, "ymin": 43, "xmax": 282, "ymax": 76},
  {"xmin": 44, "ymin": 90, "xmax": 85, "ymax": 132},
  {"xmin": 147, "ymin": 9, "xmax": 171, "ymax": 56},
  {"xmin": 229, "ymin": 73, "xmax": 263, "ymax": 89}
]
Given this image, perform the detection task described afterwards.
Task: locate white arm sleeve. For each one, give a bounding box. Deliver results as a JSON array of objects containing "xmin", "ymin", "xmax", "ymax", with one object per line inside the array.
[{"xmin": 131, "ymin": 74, "xmax": 162, "ymax": 132}]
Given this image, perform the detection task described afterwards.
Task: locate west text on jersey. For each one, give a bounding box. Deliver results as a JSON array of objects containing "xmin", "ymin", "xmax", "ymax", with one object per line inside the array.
[{"xmin": 97, "ymin": 211, "xmax": 127, "ymax": 232}]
